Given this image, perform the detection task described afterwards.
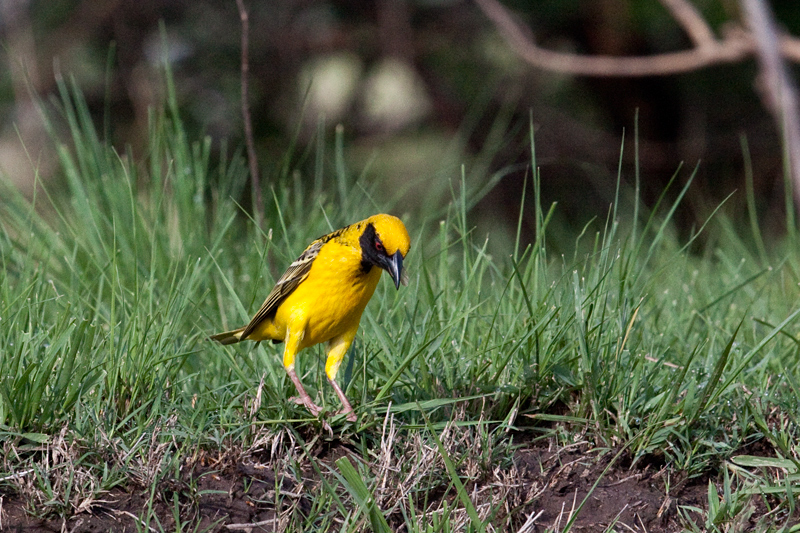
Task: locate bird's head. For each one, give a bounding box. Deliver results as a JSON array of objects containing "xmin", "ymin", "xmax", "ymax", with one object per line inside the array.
[{"xmin": 359, "ymin": 214, "xmax": 411, "ymax": 289}]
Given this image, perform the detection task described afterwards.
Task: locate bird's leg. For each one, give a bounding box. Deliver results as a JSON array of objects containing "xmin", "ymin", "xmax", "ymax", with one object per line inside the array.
[
  {"xmin": 326, "ymin": 333, "xmax": 358, "ymax": 422},
  {"xmin": 328, "ymin": 377, "xmax": 357, "ymax": 422},
  {"xmin": 286, "ymin": 367, "xmax": 322, "ymax": 416},
  {"xmin": 284, "ymin": 328, "xmax": 323, "ymax": 418}
]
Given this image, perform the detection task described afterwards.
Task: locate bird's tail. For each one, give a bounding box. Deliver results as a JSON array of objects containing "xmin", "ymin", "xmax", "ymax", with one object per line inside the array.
[{"xmin": 209, "ymin": 327, "xmax": 246, "ymax": 345}]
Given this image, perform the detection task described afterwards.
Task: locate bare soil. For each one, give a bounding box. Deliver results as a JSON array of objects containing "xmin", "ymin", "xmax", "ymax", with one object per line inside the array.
[
  {"xmin": 512, "ymin": 445, "xmax": 708, "ymax": 532},
  {"xmin": 0, "ymin": 439, "xmax": 744, "ymax": 532}
]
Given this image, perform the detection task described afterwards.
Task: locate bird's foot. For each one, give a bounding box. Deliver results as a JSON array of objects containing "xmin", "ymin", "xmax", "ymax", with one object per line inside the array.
[{"xmin": 289, "ymin": 396, "xmax": 323, "ymax": 417}]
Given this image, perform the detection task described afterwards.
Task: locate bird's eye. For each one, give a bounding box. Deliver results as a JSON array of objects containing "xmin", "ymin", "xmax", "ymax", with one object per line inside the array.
[{"xmin": 375, "ymin": 241, "xmax": 384, "ymax": 253}]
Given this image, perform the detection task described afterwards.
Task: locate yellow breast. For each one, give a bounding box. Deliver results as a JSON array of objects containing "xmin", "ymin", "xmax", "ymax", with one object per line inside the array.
[{"xmin": 255, "ymin": 239, "xmax": 382, "ymax": 347}]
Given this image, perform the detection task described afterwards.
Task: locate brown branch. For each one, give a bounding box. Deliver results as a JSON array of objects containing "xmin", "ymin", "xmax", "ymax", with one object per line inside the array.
[
  {"xmin": 474, "ymin": 0, "xmax": 800, "ymax": 77},
  {"xmin": 236, "ymin": 0, "xmax": 263, "ymax": 228},
  {"xmin": 742, "ymin": 0, "xmax": 800, "ymax": 214}
]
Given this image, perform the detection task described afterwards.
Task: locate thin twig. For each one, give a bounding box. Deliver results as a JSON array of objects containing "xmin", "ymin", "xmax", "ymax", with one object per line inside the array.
[
  {"xmin": 516, "ymin": 509, "xmax": 544, "ymax": 533},
  {"xmin": 0, "ymin": 469, "xmax": 34, "ymax": 482},
  {"xmin": 114, "ymin": 510, "xmax": 158, "ymax": 533},
  {"xmin": 226, "ymin": 517, "xmax": 280, "ymax": 530},
  {"xmin": 236, "ymin": 0, "xmax": 263, "ymax": 228}
]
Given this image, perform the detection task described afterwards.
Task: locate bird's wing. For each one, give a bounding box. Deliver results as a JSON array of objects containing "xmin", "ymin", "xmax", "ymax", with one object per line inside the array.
[{"xmin": 240, "ymin": 239, "xmax": 324, "ymax": 339}]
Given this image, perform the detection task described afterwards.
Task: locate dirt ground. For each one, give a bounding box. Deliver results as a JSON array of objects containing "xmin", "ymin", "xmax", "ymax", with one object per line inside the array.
[
  {"xmin": 512, "ymin": 446, "xmax": 709, "ymax": 532},
  {"xmin": 0, "ymin": 440, "xmax": 735, "ymax": 532}
]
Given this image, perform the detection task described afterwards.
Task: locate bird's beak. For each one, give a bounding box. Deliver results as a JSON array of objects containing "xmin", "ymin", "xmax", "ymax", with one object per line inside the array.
[{"xmin": 385, "ymin": 251, "xmax": 404, "ymax": 289}]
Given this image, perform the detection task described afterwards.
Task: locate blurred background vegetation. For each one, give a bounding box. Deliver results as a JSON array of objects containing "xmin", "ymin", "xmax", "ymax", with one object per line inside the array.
[{"xmin": 2, "ymin": 0, "xmax": 800, "ymax": 248}]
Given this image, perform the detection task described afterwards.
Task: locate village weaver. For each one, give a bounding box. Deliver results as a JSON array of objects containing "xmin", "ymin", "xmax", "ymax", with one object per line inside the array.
[{"xmin": 210, "ymin": 214, "xmax": 410, "ymax": 422}]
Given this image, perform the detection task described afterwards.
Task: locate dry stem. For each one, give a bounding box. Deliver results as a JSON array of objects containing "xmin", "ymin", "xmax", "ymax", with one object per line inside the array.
[{"xmin": 235, "ymin": 0, "xmax": 263, "ymax": 228}]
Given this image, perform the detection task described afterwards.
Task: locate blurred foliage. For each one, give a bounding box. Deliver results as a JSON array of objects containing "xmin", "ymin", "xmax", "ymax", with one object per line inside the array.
[{"xmin": 2, "ymin": 0, "xmax": 800, "ymax": 245}]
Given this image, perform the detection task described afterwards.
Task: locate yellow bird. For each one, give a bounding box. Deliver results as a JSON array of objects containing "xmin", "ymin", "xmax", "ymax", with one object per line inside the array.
[{"xmin": 210, "ymin": 214, "xmax": 411, "ymax": 422}]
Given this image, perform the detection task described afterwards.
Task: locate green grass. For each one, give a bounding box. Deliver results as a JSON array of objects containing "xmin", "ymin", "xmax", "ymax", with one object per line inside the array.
[{"xmin": 3, "ymin": 77, "xmax": 800, "ymax": 531}]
